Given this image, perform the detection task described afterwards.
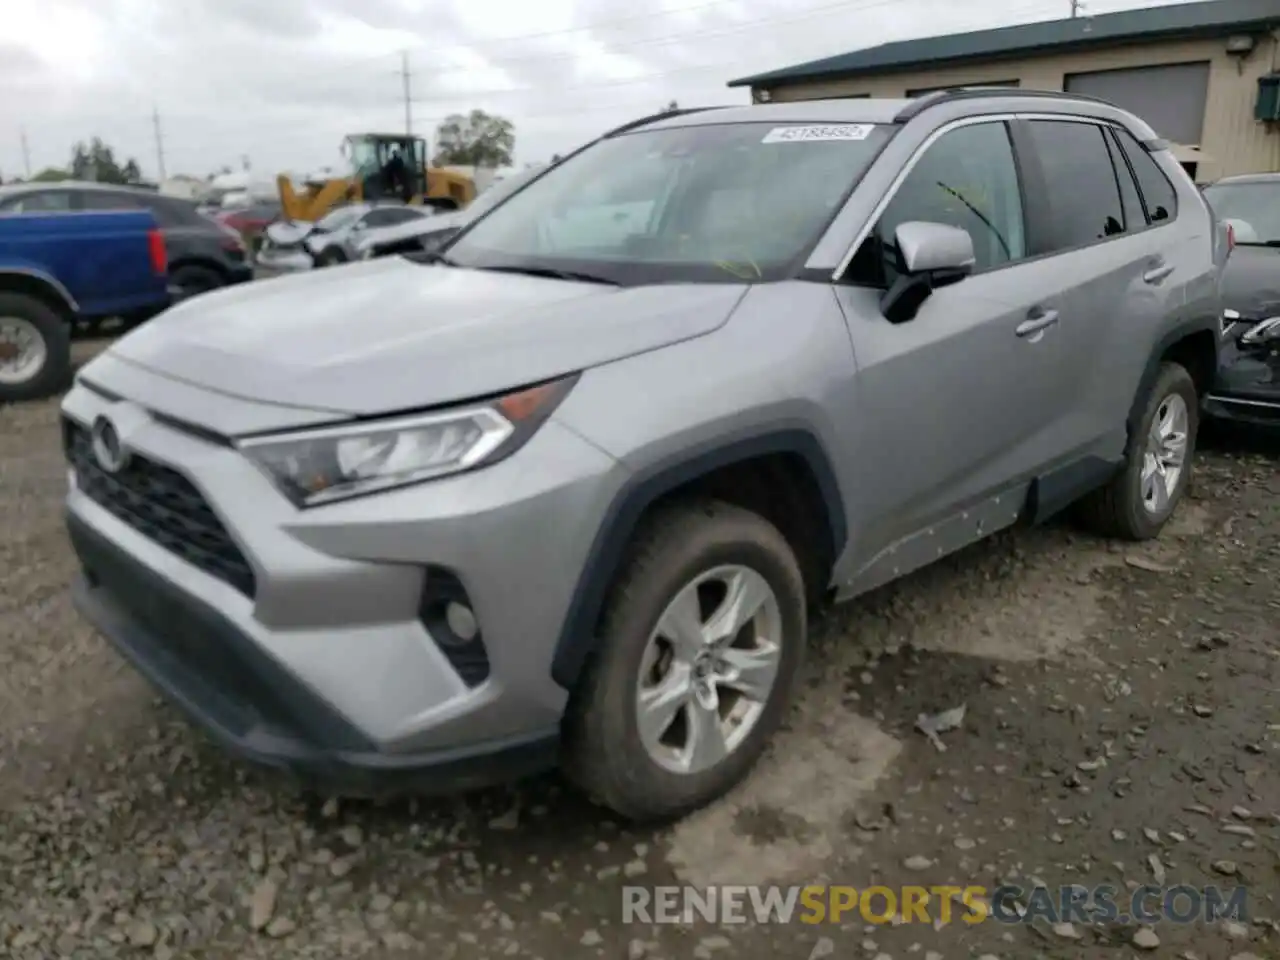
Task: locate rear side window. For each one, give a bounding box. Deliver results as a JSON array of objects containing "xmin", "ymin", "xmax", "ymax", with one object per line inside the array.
[
  {"xmin": 1025, "ymin": 120, "xmax": 1124, "ymax": 250},
  {"xmin": 80, "ymin": 190, "xmax": 144, "ymax": 213},
  {"xmin": 1103, "ymin": 129, "xmax": 1146, "ymax": 233},
  {"xmin": 1113, "ymin": 127, "xmax": 1177, "ymax": 224}
]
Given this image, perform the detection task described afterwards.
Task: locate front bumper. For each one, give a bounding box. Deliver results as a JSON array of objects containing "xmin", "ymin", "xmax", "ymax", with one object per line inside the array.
[
  {"xmin": 61, "ymin": 375, "xmax": 624, "ymax": 792},
  {"xmin": 68, "ymin": 513, "xmax": 559, "ymax": 794},
  {"xmin": 254, "ymin": 249, "xmax": 313, "ymax": 278},
  {"xmin": 1203, "ymin": 391, "xmax": 1280, "ymax": 427}
]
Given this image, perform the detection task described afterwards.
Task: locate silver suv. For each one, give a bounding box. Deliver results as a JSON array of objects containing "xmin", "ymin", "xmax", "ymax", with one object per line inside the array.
[{"xmin": 63, "ymin": 90, "xmax": 1221, "ymax": 822}]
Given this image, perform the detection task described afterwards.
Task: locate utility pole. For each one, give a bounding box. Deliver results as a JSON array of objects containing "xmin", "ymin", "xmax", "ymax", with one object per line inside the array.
[
  {"xmin": 19, "ymin": 126, "xmax": 31, "ymax": 178},
  {"xmin": 400, "ymin": 51, "xmax": 412, "ymax": 136},
  {"xmin": 152, "ymin": 105, "xmax": 167, "ymax": 182},
  {"xmin": 1070, "ymin": 0, "xmax": 1082, "ymax": 17}
]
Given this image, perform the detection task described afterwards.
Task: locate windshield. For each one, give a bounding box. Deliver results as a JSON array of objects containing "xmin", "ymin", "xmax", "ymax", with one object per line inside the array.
[
  {"xmin": 446, "ymin": 121, "xmax": 892, "ymax": 284},
  {"xmin": 1203, "ymin": 181, "xmax": 1280, "ymax": 245},
  {"xmin": 315, "ymin": 206, "xmax": 364, "ymax": 232},
  {"xmin": 463, "ymin": 169, "xmax": 541, "ymax": 220}
]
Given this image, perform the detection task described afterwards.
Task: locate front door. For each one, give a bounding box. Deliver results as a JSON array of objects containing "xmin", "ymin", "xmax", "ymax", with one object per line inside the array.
[{"xmin": 831, "ymin": 119, "xmax": 1070, "ymax": 585}]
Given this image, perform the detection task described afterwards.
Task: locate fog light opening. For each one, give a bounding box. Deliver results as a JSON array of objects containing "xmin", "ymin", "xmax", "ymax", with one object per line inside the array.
[{"xmin": 445, "ymin": 601, "xmax": 478, "ymax": 643}]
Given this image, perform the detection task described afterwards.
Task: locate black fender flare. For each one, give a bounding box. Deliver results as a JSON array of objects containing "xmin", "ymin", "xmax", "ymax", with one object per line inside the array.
[
  {"xmin": 1127, "ymin": 318, "xmax": 1220, "ymax": 440},
  {"xmin": 549, "ymin": 427, "xmax": 848, "ymax": 690}
]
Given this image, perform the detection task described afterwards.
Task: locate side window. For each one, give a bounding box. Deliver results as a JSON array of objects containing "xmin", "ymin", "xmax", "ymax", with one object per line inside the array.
[
  {"xmin": 1103, "ymin": 128, "xmax": 1146, "ymax": 233},
  {"xmin": 1025, "ymin": 120, "xmax": 1125, "ymax": 250},
  {"xmin": 362, "ymin": 208, "xmax": 410, "ymax": 227},
  {"xmin": 80, "ymin": 191, "xmax": 142, "ymax": 211},
  {"xmin": 2, "ymin": 191, "xmax": 74, "ymax": 213},
  {"xmin": 1113, "ymin": 127, "xmax": 1178, "ymax": 225},
  {"xmin": 849, "ymin": 121, "xmax": 1026, "ymax": 287}
]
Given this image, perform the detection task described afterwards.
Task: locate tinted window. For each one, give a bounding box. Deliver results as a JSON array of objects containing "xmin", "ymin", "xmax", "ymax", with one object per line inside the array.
[
  {"xmin": 0, "ymin": 190, "xmax": 74, "ymax": 213},
  {"xmin": 1103, "ymin": 129, "xmax": 1146, "ymax": 233},
  {"xmin": 1113, "ymin": 127, "xmax": 1177, "ymax": 225},
  {"xmin": 1026, "ymin": 120, "xmax": 1125, "ymax": 249},
  {"xmin": 365, "ymin": 207, "xmax": 420, "ymax": 227},
  {"xmin": 80, "ymin": 190, "xmax": 190, "ymax": 228},
  {"xmin": 80, "ymin": 190, "xmax": 145, "ymax": 212},
  {"xmin": 849, "ymin": 121, "xmax": 1025, "ymax": 286}
]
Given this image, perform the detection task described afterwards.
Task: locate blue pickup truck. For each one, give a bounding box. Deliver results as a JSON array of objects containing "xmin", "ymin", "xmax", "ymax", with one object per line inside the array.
[{"xmin": 0, "ymin": 209, "xmax": 171, "ymax": 402}]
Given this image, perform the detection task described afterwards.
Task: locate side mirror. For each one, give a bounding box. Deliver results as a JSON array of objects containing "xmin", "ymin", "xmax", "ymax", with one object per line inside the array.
[{"xmin": 881, "ymin": 221, "xmax": 975, "ymax": 324}]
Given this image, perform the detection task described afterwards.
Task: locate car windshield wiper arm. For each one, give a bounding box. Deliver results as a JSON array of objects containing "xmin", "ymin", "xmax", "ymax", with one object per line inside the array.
[{"xmin": 475, "ymin": 264, "xmax": 620, "ymax": 286}]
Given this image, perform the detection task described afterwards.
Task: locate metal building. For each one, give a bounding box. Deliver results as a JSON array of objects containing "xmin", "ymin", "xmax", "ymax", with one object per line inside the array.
[{"xmin": 728, "ymin": 0, "xmax": 1280, "ymax": 182}]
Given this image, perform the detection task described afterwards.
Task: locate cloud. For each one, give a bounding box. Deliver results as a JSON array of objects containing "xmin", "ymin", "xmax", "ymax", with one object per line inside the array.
[{"xmin": 0, "ymin": 0, "xmax": 1185, "ymax": 183}]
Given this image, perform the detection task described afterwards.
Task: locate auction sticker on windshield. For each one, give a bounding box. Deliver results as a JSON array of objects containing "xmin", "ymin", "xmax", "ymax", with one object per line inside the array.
[{"xmin": 761, "ymin": 124, "xmax": 875, "ymax": 143}]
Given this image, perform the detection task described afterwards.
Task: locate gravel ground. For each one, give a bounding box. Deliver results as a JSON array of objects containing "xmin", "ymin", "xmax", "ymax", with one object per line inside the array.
[{"xmin": 2, "ymin": 339, "xmax": 1277, "ymax": 960}]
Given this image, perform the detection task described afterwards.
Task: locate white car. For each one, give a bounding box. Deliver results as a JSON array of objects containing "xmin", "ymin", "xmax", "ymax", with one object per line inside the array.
[
  {"xmin": 355, "ymin": 168, "xmax": 545, "ymax": 261},
  {"xmin": 256, "ymin": 203, "xmax": 431, "ymax": 275}
]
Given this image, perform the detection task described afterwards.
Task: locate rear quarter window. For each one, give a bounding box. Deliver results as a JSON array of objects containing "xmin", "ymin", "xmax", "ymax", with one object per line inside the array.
[{"xmin": 1113, "ymin": 128, "xmax": 1178, "ymax": 224}]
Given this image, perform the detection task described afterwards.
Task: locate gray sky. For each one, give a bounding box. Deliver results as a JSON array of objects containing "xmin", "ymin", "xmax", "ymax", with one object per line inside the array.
[{"xmin": 3, "ymin": 0, "xmax": 1189, "ymax": 182}]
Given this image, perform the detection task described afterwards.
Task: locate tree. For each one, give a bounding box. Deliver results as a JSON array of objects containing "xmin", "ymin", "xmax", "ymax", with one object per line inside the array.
[
  {"xmin": 662, "ymin": 99, "xmax": 679, "ymax": 112},
  {"xmin": 30, "ymin": 167, "xmax": 70, "ymax": 182},
  {"xmin": 432, "ymin": 110, "xmax": 515, "ymax": 168},
  {"xmin": 69, "ymin": 137, "xmax": 143, "ymax": 185}
]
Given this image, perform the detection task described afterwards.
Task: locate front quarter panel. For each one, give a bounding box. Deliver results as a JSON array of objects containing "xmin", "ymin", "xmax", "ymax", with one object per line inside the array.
[{"xmin": 549, "ymin": 281, "xmax": 859, "ymax": 684}]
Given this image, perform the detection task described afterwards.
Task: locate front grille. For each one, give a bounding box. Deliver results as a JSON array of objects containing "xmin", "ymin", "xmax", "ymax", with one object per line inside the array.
[{"xmin": 65, "ymin": 419, "xmax": 257, "ymax": 598}]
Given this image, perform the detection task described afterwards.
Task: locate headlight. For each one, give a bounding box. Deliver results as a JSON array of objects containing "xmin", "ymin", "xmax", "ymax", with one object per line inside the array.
[{"xmin": 238, "ymin": 376, "xmax": 577, "ymax": 507}]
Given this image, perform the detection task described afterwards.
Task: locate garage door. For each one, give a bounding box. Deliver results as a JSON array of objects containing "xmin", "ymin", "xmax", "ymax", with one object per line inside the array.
[{"xmin": 1065, "ymin": 62, "xmax": 1210, "ymax": 145}]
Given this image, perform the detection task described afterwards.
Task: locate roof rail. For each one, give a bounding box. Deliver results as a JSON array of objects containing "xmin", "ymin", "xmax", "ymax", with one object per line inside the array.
[
  {"xmin": 601, "ymin": 106, "xmax": 731, "ymax": 138},
  {"xmin": 893, "ymin": 86, "xmax": 1118, "ymax": 123}
]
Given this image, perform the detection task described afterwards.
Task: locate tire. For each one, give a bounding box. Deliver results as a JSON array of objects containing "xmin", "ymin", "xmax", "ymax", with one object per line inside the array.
[
  {"xmin": 563, "ymin": 500, "xmax": 807, "ymax": 823},
  {"xmin": 0, "ymin": 292, "xmax": 71, "ymax": 403},
  {"xmin": 1078, "ymin": 362, "xmax": 1199, "ymax": 540},
  {"xmin": 315, "ymin": 250, "xmax": 347, "ymax": 268},
  {"xmin": 170, "ymin": 265, "xmax": 224, "ymax": 302}
]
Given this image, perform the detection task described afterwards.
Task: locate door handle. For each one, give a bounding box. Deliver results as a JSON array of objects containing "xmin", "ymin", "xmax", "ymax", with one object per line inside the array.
[
  {"xmin": 1016, "ymin": 309, "xmax": 1059, "ymax": 338},
  {"xmin": 1143, "ymin": 262, "xmax": 1175, "ymax": 284}
]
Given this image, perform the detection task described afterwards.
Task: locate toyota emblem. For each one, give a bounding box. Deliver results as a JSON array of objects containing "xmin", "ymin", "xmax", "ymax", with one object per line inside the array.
[{"xmin": 90, "ymin": 415, "xmax": 130, "ymax": 474}]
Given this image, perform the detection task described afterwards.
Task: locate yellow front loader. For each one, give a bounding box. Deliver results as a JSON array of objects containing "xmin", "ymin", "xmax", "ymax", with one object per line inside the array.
[{"xmin": 276, "ymin": 133, "xmax": 476, "ymax": 222}]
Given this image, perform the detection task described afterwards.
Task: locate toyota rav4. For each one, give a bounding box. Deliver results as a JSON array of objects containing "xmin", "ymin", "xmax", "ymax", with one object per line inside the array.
[{"xmin": 63, "ymin": 90, "xmax": 1221, "ymax": 822}]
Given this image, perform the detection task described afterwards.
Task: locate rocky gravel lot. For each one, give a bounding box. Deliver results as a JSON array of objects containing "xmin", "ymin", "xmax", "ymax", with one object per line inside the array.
[{"xmin": 1, "ymin": 340, "xmax": 1277, "ymax": 960}]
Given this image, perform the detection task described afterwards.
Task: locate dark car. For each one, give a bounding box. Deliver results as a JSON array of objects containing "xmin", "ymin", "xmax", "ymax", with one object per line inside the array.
[
  {"xmin": 1201, "ymin": 173, "xmax": 1280, "ymax": 427},
  {"xmin": 0, "ymin": 181, "xmax": 254, "ymax": 304}
]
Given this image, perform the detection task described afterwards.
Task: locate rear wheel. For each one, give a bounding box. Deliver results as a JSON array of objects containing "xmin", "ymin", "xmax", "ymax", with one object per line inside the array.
[
  {"xmin": 316, "ymin": 249, "xmax": 347, "ymax": 268},
  {"xmin": 563, "ymin": 500, "xmax": 806, "ymax": 822},
  {"xmin": 0, "ymin": 293, "xmax": 71, "ymax": 403},
  {"xmin": 1078, "ymin": 362, "xmax": 1198, "ymax": 540},
  {"xmin": 170, "ymin": 265, "xmax": 224, "ymax": 302}
]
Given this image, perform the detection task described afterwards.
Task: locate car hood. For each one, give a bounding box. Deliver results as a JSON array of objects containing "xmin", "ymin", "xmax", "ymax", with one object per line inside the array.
[
  {"xmin": 1220, "ymin": 244, "xmax": 1280, "ymax": 318},
  {"xmin": 264, "ymin": 220, "xmax": 317, "ymax": 247},
  {"xmin": 104, "ymin": 257, "xmax": 747, "ymax": 418}
]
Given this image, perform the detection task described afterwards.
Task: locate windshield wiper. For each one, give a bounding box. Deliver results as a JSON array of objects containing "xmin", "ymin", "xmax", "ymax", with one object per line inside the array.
[{"xmin": 475, "ymin": 264, "xmax": 620, "ymax": 286}]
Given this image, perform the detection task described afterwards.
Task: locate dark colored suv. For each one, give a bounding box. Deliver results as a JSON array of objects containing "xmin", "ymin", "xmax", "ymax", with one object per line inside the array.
[{"xmin": 0, "ymin": 182, "xmax": 254, "ymax": 304}]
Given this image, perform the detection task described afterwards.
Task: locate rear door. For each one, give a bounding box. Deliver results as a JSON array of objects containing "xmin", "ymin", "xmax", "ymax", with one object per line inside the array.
[
  {"xmin": 831, "ymin": 118, "xmax": 1071, "ymax": 579},
  {"xmin": 1010, "ymin": 117, "xmax": 1185, "ymax": 466}
]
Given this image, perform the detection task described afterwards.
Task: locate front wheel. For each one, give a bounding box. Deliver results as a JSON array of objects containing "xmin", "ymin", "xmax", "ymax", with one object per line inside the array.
[
  {"xmin": 0, "ymin": 293, "xmax": 71, "ymax": 403},
  {"xmin": 1078, "ymin": 362, "xmax": 1199, "ymax": 540},
  {"xmin": 563, "ymin": 500, "xmax": 806, "ymax": 822}
]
